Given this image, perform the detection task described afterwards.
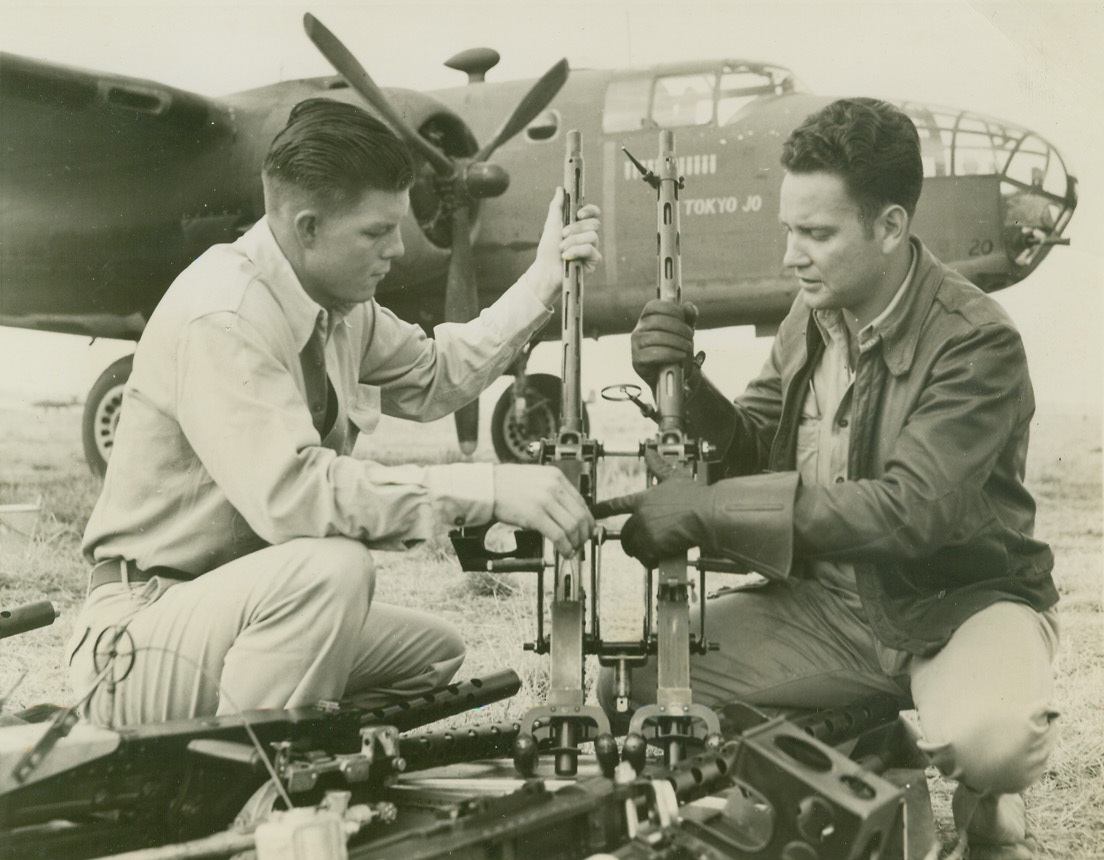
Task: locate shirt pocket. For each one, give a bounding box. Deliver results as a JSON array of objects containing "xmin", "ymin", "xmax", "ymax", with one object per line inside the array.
[{"xmin": 348, "ymin": 384, "xmax": 382, "ymax": 435}]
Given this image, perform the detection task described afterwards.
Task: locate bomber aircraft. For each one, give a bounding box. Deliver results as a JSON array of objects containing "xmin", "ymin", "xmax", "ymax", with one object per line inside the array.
[{"xmin": 0, "ymin": 14, "xmax": 1077, "ymax": 472}]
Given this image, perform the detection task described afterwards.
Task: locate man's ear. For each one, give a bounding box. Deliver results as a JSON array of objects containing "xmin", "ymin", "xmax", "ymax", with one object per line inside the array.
[
  {"xmin": 878, "ymin": 204, "xmax": 909, "ymax": 252},
  {"xmin": 293, "ymin": 210, "xmax": 320, "ymax": 248}
]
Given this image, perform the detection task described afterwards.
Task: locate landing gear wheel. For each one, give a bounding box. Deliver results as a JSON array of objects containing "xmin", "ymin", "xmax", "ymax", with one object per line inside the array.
[
  {"xmin": 490, "ymin": 373, "xmax": 589, "ymax": 463},
  {"xmin": 81, "ymin": 354, "xmax": 133, "ymax": 476}
]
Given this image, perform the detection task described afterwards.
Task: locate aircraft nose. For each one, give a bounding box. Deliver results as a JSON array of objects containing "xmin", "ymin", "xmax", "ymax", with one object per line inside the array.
[
  {"xmin": 999, "ymin": 131, "xmax": 1076, "ymax": 268},
  {"xmin": 902, "ymin": 102, "xmax": 1076, "ymax": 290}
]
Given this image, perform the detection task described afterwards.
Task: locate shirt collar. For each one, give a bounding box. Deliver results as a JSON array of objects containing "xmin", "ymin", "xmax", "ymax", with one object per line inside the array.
[
  {"xmin": 812, "ymin": 244, "xmax": 917, "ymax": 355},
  {"xmin": 811, "ymin": 305, "xmax": 850, "ymax": 354},
  {"xmin": 238, "ymin": 218, "xmax": 353, "ymax": 351},
  {"xmin": 859, "ymin": 244, "xmax": 916, "ymax": 349}
]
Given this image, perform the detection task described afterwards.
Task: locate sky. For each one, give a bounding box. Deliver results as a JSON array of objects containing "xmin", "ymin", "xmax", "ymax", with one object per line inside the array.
[{"xmin": 0, "ymin": 0, "xmax": 1101, "ymax": 412}]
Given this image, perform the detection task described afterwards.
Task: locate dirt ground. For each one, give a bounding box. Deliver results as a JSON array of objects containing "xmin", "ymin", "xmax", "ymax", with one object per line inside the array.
[{"xmin": 1, "ymin": 399, "xmax": 1100, "ymax": 856}]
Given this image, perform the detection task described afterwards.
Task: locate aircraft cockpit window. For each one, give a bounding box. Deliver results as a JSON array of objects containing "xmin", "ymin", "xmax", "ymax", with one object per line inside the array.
[
  {"xmin": 900, "ymin": 102, "xmax": 1075, "ymax": 270},
  {"xmin": 604, "ymin": 65, "xmax": 804, "ymax": 133},
  {"xmin": 904, "ymin": 105, "xmax": 1020, "ymax": 179},
  {"xmin": 603, "ymin": 76, "xmax": 653, "ymax": 133},
  {"xmin": 1002, "ymin": 132, "xmax": 1067, "ymax": 198},
  {"xmin": 651, "ymin": 73, "xmax": 716, "ymax": 127},
  {"xmin": 718, "ymin": 67, "xmax": 788, "ymax": 124},
  {"xmin": 949, "ymin": 115, "xmax": 1012, "ymax": 176}
]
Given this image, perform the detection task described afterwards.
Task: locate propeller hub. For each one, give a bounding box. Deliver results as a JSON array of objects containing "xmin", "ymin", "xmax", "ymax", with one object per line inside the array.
[{"xmin": 465, "ymin": 162, "xmax": 510, "ymax": 199}]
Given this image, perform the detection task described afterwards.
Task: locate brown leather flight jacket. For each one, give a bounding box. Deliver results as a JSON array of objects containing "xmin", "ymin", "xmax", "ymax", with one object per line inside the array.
[{"xmin": 689, "ymin": 237, "xmax": 1058, "ymax": 656}]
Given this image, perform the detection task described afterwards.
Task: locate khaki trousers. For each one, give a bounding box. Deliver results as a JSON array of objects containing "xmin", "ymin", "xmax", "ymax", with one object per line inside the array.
[
  {"xmin": 599, "ymin": 578, "xmax": 1059, "ymax": 796},
  {"xmin": 66, "ymin": 537, "xmax": 465, "ymax": 726}
]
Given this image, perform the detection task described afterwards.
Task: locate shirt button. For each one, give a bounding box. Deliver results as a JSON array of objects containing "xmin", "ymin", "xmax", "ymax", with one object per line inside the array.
[
  {"xmin": 834, "ymin": 476, "xmax": 845, "ymax": 484},
  {"xmin": 454, "ymin": 516, "xmax": 466, "ymax": 526},
  {"xmin": 838, "ymin": 418, "xmax": 849, "ymax": 428},
  {"xmin": 312, "ymin": 403, "xmax": 323, "ymax": 413}
]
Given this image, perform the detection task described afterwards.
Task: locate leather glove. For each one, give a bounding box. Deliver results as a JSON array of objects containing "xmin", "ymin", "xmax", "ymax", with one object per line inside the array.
[
  {"xmin": 631, "ymin": 299, "xmax": 698, "ymax": 388},
  {"xmin": 615, "ymin": 472, "xmax": 800, "ymax": 577},
  {"xmin": 620, "ymin": 478, "xmax": 711, "ymax": 568}
]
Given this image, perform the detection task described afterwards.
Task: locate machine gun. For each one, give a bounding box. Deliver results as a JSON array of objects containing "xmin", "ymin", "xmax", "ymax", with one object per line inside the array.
[
  {"xmin": 0, "ymin": 600, "xmax": 55, "ymax": 642},
  {"xmin": 450, "ymin": 131, "xmax": 681, "ymax": 779},
  {"xmin": 451, "ymin": 131, "xmax": 626, "ymax": 779},
  {"xmin": 507, "ymin": 129, "xmax": 619, "ymax": 779},
  {"xmin": 0, "ymin": 670, "xmax": 525, "ymax": 859},
  {"xmin": 614, "ymin": 131, "xmax": 722, "ymax": 769},
  {"xmin": 453, "ymin": 131, "xmax": 727, "ymax": 774}
]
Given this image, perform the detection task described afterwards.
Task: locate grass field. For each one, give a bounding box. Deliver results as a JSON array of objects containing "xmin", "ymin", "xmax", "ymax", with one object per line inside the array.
[{"xmin": 1, "ymin": 397, "xmax": 1100, "ymax": 857}]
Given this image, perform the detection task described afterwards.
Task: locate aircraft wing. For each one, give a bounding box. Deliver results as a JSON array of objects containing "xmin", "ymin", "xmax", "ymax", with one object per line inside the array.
[{"xmin": 0, "ymin": 53, "xmax": 244, "ymax": 337}]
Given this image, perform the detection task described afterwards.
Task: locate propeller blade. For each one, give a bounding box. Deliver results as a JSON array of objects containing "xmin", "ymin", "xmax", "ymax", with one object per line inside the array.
[
  {"xmin": 454, "ymin": 402, "xmax": 480, "ymax": 456},
  {"xmin": 444, "ymin": 205, "xmax": 478, "ymax": 323},
  {"xmin": 303, "ymin": 13, "xmax": 453, "ymax": 176},
  {"xmin": 444, "ymin": 204, "xmax": 480, "ymax": 456},
  {"xmin": 473, "ymin": 58, "xmax": 569, "ymax": 163}
]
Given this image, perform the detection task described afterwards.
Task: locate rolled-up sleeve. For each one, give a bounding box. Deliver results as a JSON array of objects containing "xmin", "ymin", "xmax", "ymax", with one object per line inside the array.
[
  {"xmin": 174, "ymin": 312, "xmax": 491, "ymax": 549},
  {"xmin": 364, "ymin": 269, "xmax": 553, "ymax": 422},
  {"xmin": 174, "ymin": 269, "xmax": 551, "ymax": 551}
]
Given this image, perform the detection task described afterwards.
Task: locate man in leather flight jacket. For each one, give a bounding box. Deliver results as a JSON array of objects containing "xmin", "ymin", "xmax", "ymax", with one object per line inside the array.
[{"xmin": 605, "ymin": 98, "xmax": 1059, "ymax": 859}]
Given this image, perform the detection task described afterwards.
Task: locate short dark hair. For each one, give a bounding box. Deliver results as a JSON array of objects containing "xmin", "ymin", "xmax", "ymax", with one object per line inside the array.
[
  {"xmin": 263, "ymin": 98, "xmax": 415, "ymax": 209},
  {"xmin": 781, "ymin": 98, "xmax": 923, "ymax": 226}
]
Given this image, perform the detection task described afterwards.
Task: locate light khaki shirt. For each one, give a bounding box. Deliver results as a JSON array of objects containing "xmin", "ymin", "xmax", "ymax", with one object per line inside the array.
[
  {"xmin": 798, "ymin": 249, "xmax": 916, "ymax": 597},
  {"xmin": 83, "ymin": 218, "xmax": 554, "ymax": 574}
]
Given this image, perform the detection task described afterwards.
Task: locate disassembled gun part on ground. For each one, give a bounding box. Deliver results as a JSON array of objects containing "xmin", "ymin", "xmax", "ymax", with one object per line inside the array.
[{"xmin": 0, "ymin": 600, "xmax": 56, "ymax": 641}]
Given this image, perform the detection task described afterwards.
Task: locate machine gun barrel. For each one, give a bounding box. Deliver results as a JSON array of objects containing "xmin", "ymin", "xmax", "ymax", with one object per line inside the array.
[
  {"xmin": 0, "ymin": 601, "xmax": 56, "ymax": 640},
  {"xmin": 560, "ymin": 129, "xmax": 585, "ymax": 438},
  {"xmin": 400, "ymin": 721, "xmax": 522, "ymax": 772},
  {"xmin": 360, "ymin": 670, "xmax": 521, "ymax": 733},
  {"xmin": 653, "ymin": 129, "xmax": 687, "ymax": 442},
  {"xmin": 652, "ymin": 131, "xmax": 693, "ymax": 712}
]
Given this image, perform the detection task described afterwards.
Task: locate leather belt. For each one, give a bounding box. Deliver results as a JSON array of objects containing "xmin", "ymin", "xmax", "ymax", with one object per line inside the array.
[{"xmin": 89, "ymin": 558, "xmax": 194, "ymax": 593}]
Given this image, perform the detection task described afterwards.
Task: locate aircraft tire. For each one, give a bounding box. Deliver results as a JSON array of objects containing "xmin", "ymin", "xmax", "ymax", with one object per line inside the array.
[
  {"xmin": 490, "ymin": 373, "xmax": 588, "ymax": 463},
  {"xmin": 81, "ymin": 354, "xmax": 133, "ymax": 477}
]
